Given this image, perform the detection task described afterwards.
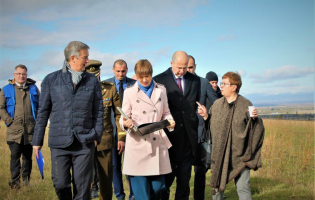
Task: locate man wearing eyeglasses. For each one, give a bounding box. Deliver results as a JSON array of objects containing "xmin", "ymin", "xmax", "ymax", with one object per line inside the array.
[{"xmin": 0, "ymin": 64, "xmax": 39, "ymax": 189}]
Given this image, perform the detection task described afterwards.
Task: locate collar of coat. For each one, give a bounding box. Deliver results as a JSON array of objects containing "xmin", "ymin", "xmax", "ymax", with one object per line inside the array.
[{"xmin": 128, "ymin": 81, "xmax": 164, "ymax": 106}]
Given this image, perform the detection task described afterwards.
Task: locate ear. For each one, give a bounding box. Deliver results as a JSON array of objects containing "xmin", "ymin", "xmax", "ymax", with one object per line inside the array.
[
  {"xmin": 170, "ymin": 60, "xmax": 174, "ymax": 67},
  {"xmin": 70, "ymin": 55, "xmax": 76, "ymax": 63},
  {"xmin": 232, "ymin": 85, "xmax": 237, "ymax": 92}
]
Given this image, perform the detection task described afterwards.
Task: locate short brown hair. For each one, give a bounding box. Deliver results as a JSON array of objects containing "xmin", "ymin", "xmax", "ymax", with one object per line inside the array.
[
  {"xmin": 113, "ymin": 59, "xmax": 127, "ymax": 69},
  {"xmin": 134, "ymin": 59, "xmax": 153, "ymax": 76},
  {"xmin": 222, "ymin": 71, "xmax": 242, "ymax": 93},
  {"xmin": 15, "ymin": 64, "xmax": 27, "ymax": 71}
]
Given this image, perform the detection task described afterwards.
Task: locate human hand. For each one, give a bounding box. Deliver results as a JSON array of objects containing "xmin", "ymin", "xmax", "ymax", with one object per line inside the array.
[
  {"xmin": 33, "ymin": 146, "xmax": 42, "ymax": 159},
  {"xmin": 117, "ymin": 141, "xmax": 125, "ymax": 155},
  {"xmin": 251, "ymin": 108, "xmax": 258, "ymax": 119},
  {"xmin": 94, "ymin": 140, "xmax": 97, "ymax": 147},
  {"xmin": 166, "ymin": 119, "xmax": 176, "ymax": 129},
  {"xmin": 123, "ymin": 118, "xmax": 134, "ymax": 129},
  {"xmin": 196, "ymin": 102, "xmax": 208, "ymax": 120}
]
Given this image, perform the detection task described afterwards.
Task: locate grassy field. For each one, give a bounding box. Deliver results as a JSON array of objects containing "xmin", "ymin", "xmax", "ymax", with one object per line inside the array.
[{"xmin": 0, "ymin": 119, "xmax": 314, "ymax": 200}]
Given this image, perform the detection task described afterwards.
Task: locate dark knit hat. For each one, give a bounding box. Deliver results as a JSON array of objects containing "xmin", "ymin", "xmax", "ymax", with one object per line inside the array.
[{"xmin": 206, "ymin": 71, "xmax": 218, "ymax": 82}]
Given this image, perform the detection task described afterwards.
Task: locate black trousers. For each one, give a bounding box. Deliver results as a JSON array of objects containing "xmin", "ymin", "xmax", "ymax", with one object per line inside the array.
[
  {"xmin": 161, "ymin": 139, "xmax": 193, "ymax": 200},
  {"xmin": 194, "ymin": 166, "xmax": 208, "ymax": 200},
  {"xmin": 7, "ymin": 140, "xmax": 33, "ymax": 185},
  {"xmin": 50, "ymin": 138, "xmax": 94, "ymax": 200}
]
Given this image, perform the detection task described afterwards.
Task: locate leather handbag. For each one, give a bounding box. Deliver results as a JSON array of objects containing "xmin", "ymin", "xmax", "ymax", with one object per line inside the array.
[{"xmin": 196, "ymin": 127, "xmax": 212, "ymax": 169}]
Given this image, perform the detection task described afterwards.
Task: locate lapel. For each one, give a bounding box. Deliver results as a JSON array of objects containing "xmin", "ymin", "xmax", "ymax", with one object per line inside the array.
[
  {"xmin": 165, "ymin": 68, "xmax": 183, "ymax": 96},
  {"xmin": 183, "ymin": 73, "xmax": 192, "ymax": 97},
  {"xmin": 134, "ymin": 82, "xmax": 155, "ymax": 107},
  {"xmin": 150, "ymin": 82, "xmax": 161, "ymax": 105}
]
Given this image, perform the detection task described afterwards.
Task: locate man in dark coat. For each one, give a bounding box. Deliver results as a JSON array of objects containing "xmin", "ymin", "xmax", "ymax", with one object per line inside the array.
[
  {"xmin": 106, "ymin": 59, "xmax": 136, "ymax": 200},
  {"xmin": 154, "ymin": 51, "xmax": 201, "ymax": 199},
  {"xmin": 186, "ymin": 56, "xmax": 219, "ymax": 200},
  {"xmin": 32, "ymin": 41, "xmax": 104, "ymax": 200},
  {"xmin": 0, "ymin": 64, "xmax": 39, "ymax": 189}
]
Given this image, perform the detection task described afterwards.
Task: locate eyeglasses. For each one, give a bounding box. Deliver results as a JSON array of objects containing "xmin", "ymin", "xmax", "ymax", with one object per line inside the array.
[
  {"xmin": 220, "ymin": 82, "xmax": 233, "ymax": 87},
  {"xmin": 14, "ymin": 73, "xmax": 27, "ymax": 76},
  {"xmin": 188, "ymin": 66, "xmax": 194, "ymax": 69}
]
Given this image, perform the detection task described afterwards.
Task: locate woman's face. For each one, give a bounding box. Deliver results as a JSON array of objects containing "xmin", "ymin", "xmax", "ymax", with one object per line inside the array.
[
  {"xmin": 137, "ymin": 73, "xmax": 152, "ymax": 87},
  {"xmin": 220, "ymin": 78, "xmax": 236, "ymax": 97}
]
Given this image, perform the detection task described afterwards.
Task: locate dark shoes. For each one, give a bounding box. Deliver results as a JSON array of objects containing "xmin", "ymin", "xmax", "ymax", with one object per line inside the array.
[
  {"xmin": 9, "ymin": 180, "xmax": 20, "ymax": 190},
  {"xmin": 91, "ymin": 190, "xmax": 99, "ymax": 199}
]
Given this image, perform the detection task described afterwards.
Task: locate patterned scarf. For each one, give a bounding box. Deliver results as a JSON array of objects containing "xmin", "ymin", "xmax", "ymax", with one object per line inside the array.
[{"xmin": 65, "ymin": 60, "xmax": 83, "ymax": 85}]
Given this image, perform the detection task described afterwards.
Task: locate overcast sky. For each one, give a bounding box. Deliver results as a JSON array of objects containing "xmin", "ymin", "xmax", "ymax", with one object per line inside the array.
[{"xmin": 0, "ymin": 0, "xmax": 314, "ymax": 96}]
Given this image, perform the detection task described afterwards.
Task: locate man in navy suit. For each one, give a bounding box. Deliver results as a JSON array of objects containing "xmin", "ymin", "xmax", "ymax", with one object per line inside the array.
[
  {"xmin": 187, "ymin": 55, "xmax": 219, "ymax": 200},
  {"xmin": 154, "ymin": 51, "xmax": 201, "ymax": 200},
  {"xmin": 106, "ymin": 59, "xmax": 136, "ymax": 200}
]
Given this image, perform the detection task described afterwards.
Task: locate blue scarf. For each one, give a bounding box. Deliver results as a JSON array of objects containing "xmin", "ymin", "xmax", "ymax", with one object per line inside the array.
[{"xmin": 138, "ymin": 80, "xmax": 154, "ymax": 98}]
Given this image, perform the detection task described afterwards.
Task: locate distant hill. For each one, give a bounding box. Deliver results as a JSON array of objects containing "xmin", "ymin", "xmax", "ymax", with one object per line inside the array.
[{"xmin": 242, "ymin": 92, "xmax": 314, "ymax": 106}]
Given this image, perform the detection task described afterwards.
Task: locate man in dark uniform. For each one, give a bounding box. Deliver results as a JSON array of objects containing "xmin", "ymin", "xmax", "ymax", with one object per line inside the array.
[{"xmin": 86, "ymin": 60, "xmax": 126, "ymax": 200}]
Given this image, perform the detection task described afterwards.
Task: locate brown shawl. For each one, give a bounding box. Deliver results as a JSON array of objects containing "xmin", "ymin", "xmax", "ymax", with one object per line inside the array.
[{"xmin": 208, "ymin": 95, "xmax": 264, "ymax": 191}]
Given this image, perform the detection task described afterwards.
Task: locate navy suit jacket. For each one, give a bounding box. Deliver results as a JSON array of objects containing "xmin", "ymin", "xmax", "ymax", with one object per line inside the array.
[
  {"xmin": 196, "ymin": 75, "xmax": 219, "ymax": 139},
  {"xmin": 106, "ymin": 77, "xmax": 136, "ymax": 143}
]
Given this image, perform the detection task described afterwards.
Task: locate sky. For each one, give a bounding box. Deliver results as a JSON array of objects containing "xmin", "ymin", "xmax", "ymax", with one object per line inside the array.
[{"xmin": 0, "ymin": 0, "xmax": 314, "ymax": 100}]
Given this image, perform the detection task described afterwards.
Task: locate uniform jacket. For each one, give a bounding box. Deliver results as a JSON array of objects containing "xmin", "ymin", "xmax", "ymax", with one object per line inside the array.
[
  {"xmin": 32, "ymin": 62, "xmax": 104, "ymax": 148},
  {"xmin": 119, "ymin": 81, "xmax": 173, "ymax": 176},
  {"xmin": 97, "ymin": 80, "xmax": 125, "ymax": 151},
  {"xmin": 0, "ymin": 79, "xmax": 39, "ymax": 144},
  {"xmin": 208, "ymin": 95, "xmax": 264, "ymax": 191},
  {"xmin": 154, "ymin": 68, "xmax": 201, "ymax": 163},
  {"xmin": 106, "ymin": 76, "xmax": 136, "ymax": 143}
]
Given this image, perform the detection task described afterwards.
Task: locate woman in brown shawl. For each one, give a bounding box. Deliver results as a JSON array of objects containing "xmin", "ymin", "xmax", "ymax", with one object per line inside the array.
[{"xmin": 197, "ymin": 72, "xmax": 264, "ymax": 200}]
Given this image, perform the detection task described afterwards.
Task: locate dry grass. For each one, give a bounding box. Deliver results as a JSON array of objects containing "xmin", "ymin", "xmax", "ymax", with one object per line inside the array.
[{"xmin": 0, "ymin": 119, "xmax": 314, "ymax": 200}]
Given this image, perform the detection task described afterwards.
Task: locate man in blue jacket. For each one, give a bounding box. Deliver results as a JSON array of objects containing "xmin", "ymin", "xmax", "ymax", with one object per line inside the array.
[
  {"xmin": 0, "ymin": 64, "xmax": 39, "ymax": 189},
  {"xmin": 32, "ymin": 41, "xmax": 104, "ymax": 200}
]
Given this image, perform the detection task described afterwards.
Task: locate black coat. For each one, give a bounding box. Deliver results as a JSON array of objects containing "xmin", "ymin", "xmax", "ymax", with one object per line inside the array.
[
  {"xmin": 154, "ymin": 68, "xmax": 201, "ymax": 163},
  {"xmin": 32, "ymin": 62, "xmax": 104, "ymax": 148}
]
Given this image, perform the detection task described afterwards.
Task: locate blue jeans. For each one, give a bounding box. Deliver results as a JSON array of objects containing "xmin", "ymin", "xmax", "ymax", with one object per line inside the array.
[{"xmin": 130, "ymin": 175, "xmax": 165, "ymax": 200}]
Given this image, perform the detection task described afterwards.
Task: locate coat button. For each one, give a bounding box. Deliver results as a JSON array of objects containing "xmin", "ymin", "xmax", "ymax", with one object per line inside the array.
[
  {"xmin": 180, "ymin": 124, "xmax": 183, "ymax": 127},
  {"xmin": 143, "ymin": 111, "xmax": 146, "ymax": 114},
  {"xmin": 137, "ymin": 100, "xmax": 140, "ymax": 103},
  {"xmin": 154, "ymin": 110, "xmax": 156, "ymax": 113},
  {"xmin": 182, "ymin": 111, "xmax": 185, "ymax": 114},
  {"xmin": 153, "ymin": 137, "xmax": 156, "ymax": 141},
  {"xmin": 159, "ymin": 98, "xmax": 161, "ymax": 101}
]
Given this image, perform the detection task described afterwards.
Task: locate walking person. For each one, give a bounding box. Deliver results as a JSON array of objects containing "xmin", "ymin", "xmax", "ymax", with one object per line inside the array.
[
  {"xmin": 119, "ymin": 59, "xmax": 175, "ymax": 200},
  {"xmin": 32, "ymin": 41, "xmax": 104, "ymax": 200},
  {"xmin": 197, "ymin": 71, "xmax": 264, "ymax": 200},
  {"xmin": 0, "ymin": 64, "xmax": 39, "ymax": 189}
]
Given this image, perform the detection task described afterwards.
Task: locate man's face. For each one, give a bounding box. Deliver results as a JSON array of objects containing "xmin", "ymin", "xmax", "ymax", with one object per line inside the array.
[
  {"xmin": 187, "ymin": 58, "xmax": 196, "ymax": 74},
  {"xmin": 171, "ymin": 58, "xmax": 188, "ymax": 77},
  {"xmin": 13, "ymin": 67, "xmax": 27, "ymax": 85},
  {"xmin": 113, "ymin": 63, "xmax": 128, "ymax": 81},
  {"xmin": 209, "ymin": 81, "xmax": 218, "ymax": 91},
  {"xmin": 70, "ymin": 49, "xmax": 89, "ymax": 72}
]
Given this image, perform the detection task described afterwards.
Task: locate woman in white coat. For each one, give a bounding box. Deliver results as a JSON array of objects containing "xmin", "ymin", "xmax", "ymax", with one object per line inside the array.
[{"xmin": 119, "ymin": 59, "xmax": 175, "ymax": 200}]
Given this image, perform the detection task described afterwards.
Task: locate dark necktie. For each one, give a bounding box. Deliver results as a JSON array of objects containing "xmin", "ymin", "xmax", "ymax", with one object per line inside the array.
[
  {"xmin": 119, "ymin": 81, "xmax": 124, "ymax": 103},
  {"xmin": 177, "ymin": 78, "xmax": 183, "ymax": 94}
]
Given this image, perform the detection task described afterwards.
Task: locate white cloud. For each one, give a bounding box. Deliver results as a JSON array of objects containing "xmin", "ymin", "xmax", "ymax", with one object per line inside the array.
[
  {"xmin": 251, "ymin": 65, "xmax": 315, "ymax": 83},
  {"xmin": 0, "ymin": 47, "xmax": 172, "ymax": 87},
  {"xmin": 0, "ymin": 0, "xmax": 208, "ymax": 48}
]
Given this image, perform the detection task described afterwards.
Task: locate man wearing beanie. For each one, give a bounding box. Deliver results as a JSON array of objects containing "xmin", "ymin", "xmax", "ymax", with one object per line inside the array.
[
  {"xmin": 205, "ymin": 71, "xmax": 223, "ymax": 110},
  {"xmin": 86, "ymin": 60, "xmax": 126, "ymax": 200}
]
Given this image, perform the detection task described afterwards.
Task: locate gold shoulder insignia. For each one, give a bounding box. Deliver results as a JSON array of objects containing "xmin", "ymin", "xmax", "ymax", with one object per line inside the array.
[{"xmin": 101, "ymin": 81, "xmax": 114, "ymax": 86}]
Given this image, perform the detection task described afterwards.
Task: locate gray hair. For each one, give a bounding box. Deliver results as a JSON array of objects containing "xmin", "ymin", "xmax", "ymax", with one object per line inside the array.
[{"xmin": 64, "ymin": 41, "xmax": 90, "ymax": 61}]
